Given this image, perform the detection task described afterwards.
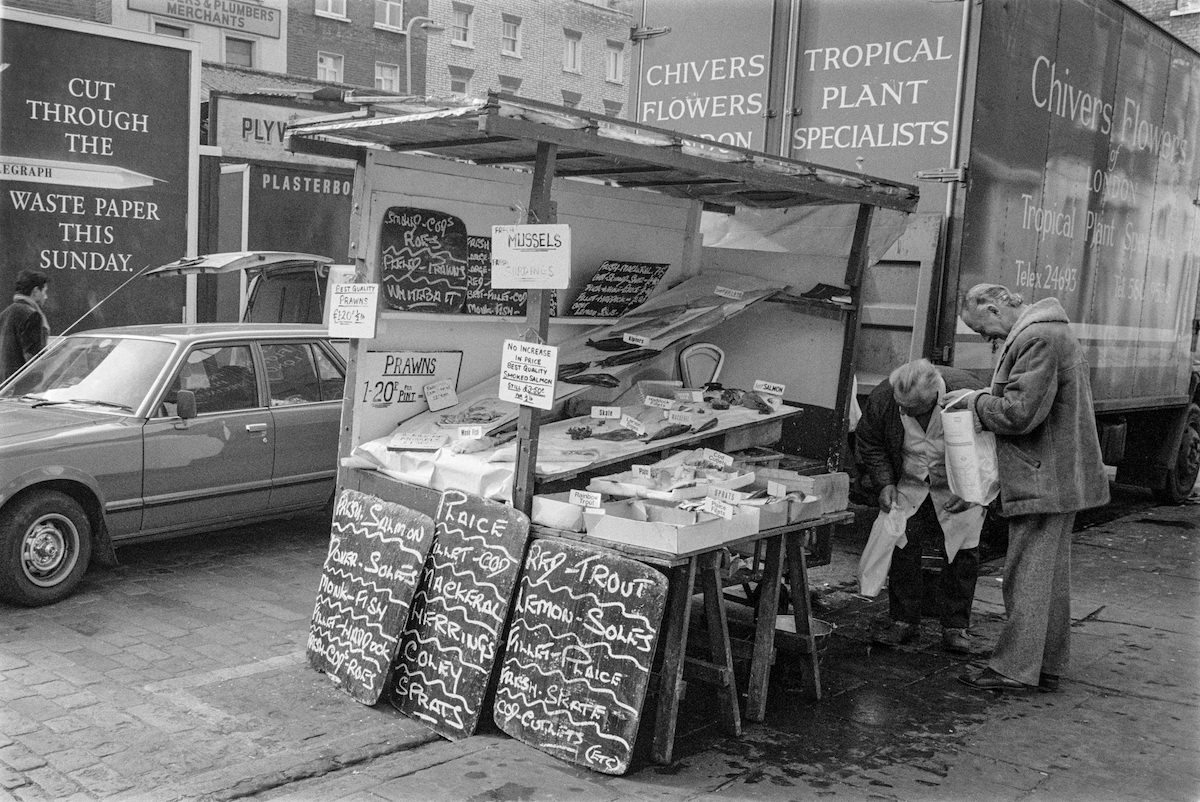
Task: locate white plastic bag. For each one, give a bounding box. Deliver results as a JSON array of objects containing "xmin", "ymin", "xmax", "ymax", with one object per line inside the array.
[
  {"xmin": 857, "ymin": 506, "xmax": 908, "ymax": 597},
  {"xmin": 941, "ymin": 392, "xmax": 1000, "ymax": 506}
]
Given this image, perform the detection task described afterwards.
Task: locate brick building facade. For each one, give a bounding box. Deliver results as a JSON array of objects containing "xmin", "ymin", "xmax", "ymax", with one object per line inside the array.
[{"xmin": 1127, "ymin": 0, "xmax": 1200, "ymax": 49}]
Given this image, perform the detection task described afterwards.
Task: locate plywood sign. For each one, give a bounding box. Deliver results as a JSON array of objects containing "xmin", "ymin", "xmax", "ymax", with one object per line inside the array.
[
  {"xmin": 390, "ymin": 489, "xmax": 531, "ymax": 739},
  {"xmin": 494, "ymin": 537, "xmax": 668, "ymax": 774},
  {"xmin": 378, "ymin": 207, "xmax": 469, "ymax": 312},
  {"xmin": 307, "ymin": 490, "xmax": 435, "ymax": 705}
]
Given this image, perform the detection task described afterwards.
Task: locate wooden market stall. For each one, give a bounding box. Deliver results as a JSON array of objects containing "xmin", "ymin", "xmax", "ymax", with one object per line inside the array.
[{"xmin": 287, "ymin": 92, "xmax": 918, "ymax": 769}]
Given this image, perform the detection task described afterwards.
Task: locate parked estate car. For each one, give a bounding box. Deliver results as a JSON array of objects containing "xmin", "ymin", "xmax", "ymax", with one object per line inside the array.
[{"xmin": 0, "ymin": 324, "xmax": 346, "ymax": 606}]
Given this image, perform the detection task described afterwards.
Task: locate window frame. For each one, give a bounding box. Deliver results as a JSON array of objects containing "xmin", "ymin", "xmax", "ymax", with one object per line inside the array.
[
  {"xmin": 375, "ymin": 61, "xmax": 401, "ymax": 92},
  {"xmin": 605, "ymin": 40, "xmax": 624, "ymax": 84},
  {"xmin": 563, "ymin": 29, "xmax": 582, "ymax": 74},
  {"xmin": 225, "ymin": 36, "xmax": 255, "ymax": 68},
  {"xmin": 153, "ymin": 19, "xmax": 190, "ymax": 37},
  {"xmin": 501, "ymin": 15, "xmax": 522, "ymax": 57},
  {"xmin": 315, "ymin": 0, "xmax": 348, "ymax": 21},
  {"xmin": 374, "ymin": 0, "xmax": 405, "ymax": 30},
  {"xmin": 451, "ymin": 3, "xmax": 474, "ymax": 48},
  {"xmin": 317, "ymin": 51, "xmax": 344, "ymax": 83}
]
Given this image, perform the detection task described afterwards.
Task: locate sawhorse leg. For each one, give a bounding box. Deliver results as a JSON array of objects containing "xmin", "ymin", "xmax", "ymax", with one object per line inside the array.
[
  {"xmin": 784, "ymin": 527, "xmax": 822, "ymax": 700},
  {"xmin": 746, "ymin": 534, "xmax": 784, "ymax": 722},
  {"xmin": 651, "ymin": 560, "xmax": 696, "ymax": 764},
  {"xmin": 697, "ymin": 550, "xmax": 742, "ymax": 737}
]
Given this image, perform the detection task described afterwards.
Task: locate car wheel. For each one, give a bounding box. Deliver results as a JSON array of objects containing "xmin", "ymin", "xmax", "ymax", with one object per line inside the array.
[
  {"xmin": 0, "ymin": 490, "xmax": 93, "ymax": 607},
  {"xmin": 1156, "ymin": 404, "xmax": 1200, "ymax": 505}
]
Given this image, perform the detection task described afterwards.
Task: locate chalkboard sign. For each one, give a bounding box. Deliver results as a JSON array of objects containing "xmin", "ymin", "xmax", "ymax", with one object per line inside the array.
[
  {"xmin": 391, "ymin": 488, "xmax": 531, "ymax": 739},
  {"xmin": 464, "ymin": 235, "xmax": 557, "ymax": 316},
  {"xmin": 379, "ymin": 207, "xmax": 469, "ymax": 313},
  {"xmin": 568, "ymin": 261, "xmax": 670, "ymax": 318},
  {"xmin": 307, "ymin": 490, "xmax": 435, "ymax": 705},
  {"xmin": 493, "ymin": 537, "xmax": 667, "ymax": 775}
]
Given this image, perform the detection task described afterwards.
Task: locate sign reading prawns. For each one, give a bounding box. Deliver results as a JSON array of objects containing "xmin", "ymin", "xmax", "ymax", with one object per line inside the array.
[{"xmin": 0, "ymin": 10, "xmax": 197, "ymax": 328}]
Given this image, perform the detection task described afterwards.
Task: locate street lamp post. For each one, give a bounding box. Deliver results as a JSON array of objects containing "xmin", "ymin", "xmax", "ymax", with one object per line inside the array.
[{"xmin": 405, "ymin": 16, "xmax": 444, "ymax": 96}]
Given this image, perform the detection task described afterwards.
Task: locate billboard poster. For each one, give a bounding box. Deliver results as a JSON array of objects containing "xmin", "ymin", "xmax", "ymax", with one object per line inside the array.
[
  {"xmin": 788, "ymin": 0, "xmax": 962, "ymax": 211},
  {"xmin": 247, "ymin": 163, "xmax": 352, "ymax": 257},
  {"xmin": 635, "ymin": 0, "xmax": 774, "ymax": 150},
  {"xmin": 954, "ymin": 0, "xmax": 1200, "ymax": 407},
  {"xmin": 0, "ymin": 12, "xmax": 197, "ymax": 331}
]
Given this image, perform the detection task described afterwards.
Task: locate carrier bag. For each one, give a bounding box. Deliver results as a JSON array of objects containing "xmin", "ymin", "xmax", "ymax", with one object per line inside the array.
[
  {"xmin": 857, "ymin": 506, "xmax": 908, "ymax": 597},
  {"xmin": 941, "ymin": 391, "xmax": 1000, "ymax": 506}
]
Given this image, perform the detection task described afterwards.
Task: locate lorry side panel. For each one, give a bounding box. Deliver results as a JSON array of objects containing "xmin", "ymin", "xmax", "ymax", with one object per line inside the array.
[{"xmin": 948, "ymin": 0, "xmax": 1200, "ymax": 411}]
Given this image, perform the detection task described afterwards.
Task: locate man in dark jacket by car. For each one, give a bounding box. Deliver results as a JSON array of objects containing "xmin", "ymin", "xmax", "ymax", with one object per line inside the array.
[
  {"xmin": 0, "ymin": 270, "xmax": 50, "ymax": 382},
  {"xmin": 956, "ymin": 284, "xmax": 1109, "ymax": 692},
  {"xmin": 856, "ymin": 359, "xmax": 986, "ymax": 653}
]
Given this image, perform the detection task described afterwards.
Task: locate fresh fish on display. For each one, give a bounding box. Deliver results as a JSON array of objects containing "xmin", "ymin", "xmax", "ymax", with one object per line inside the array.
[
  {"xmin": 689, "ymin": 416, "xmax": 719, "ymax": 434},
  {"xmin": 561, "ymin": 372, "xmax": 621, "ymax": 387},
  {"xmin": 592, "ymin": 428, "xmax": 641, "ymax": 441},
  {"xmin": 597, "ymin": 349, "xmax": 661, "ymax": 367},
  {"xmin": 557, "ymin": 361, "xmax": 590, "ymax": 380},
  {"xmin": 586, "ymin": 336, "xmax": 639, "ymax": 352},
  {"xmin": 642, "ymin": 422, "xmax": 692, "ymax": 443},
  {"xmin": 742, "ymin": 391, "xmax": 773, "ymax": 415}
]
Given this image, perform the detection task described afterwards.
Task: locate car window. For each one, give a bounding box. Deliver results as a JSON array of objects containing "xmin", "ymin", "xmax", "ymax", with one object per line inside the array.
[
  {"xmin": 162, "ymin": 345, "xmax": 258, "ymax": 416},
  {"xmin": 312, "ymin": 343, "xmax": 345, "ymax": 401},
  {"xmin": 1, "ymin": 336, "xmax": 173, "ymax": 412},
  {"xmin": 264, "ymin": 343, "xmax": 321, "ymax": 406}
]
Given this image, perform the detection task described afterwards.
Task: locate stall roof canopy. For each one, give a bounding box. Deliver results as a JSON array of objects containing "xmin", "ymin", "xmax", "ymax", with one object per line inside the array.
[{"xmin": 284, "ymin": 93, "xmax": 918, "ymax": 213}]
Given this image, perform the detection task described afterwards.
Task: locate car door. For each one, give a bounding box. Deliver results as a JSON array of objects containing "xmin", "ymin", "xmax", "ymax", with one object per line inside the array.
[
  {"xmin": 260, "ymin": 340, "xmax": 345, "ymax": 510},
  {"xmin": 141, "ymin": 342, "xmax": 275, "ymax": 533}
]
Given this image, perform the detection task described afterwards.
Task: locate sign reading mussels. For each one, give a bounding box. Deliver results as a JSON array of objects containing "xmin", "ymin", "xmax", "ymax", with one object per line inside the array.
[
  {"xmin": 494, "ymin": 537, "xmax": 667, "ymax": 775},
  {"xmin": 307, "ymin": 489, "xmax": 435, "ymax": 705},
  {"xmin": 379, "ymin": 207, "xmax": 469, "ymax": 313},
  {"xmin": 391, "ymin": 489, "xmax": 531, "ymax": 739},
  {"xmin": 464, "ymin": 235, "xmax": 557, "ymax": 316},
  {"xmin": 568, "ymin": 261, "xmax": 670, "ymax": 318}
]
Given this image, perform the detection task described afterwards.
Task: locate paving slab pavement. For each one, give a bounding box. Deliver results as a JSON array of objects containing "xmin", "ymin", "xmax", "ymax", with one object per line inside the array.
[{"xmin": 1, "ymin": 492, "xmax": 1197, "ymax": 801}]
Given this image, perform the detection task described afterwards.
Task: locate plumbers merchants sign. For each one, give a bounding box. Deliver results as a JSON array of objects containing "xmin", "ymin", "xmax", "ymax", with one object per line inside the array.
[
  {"xmin": 500, "ymin": 339, "xmax": 558, "ymax": 410},
  {"xmin": 490, "ymin": 225, "xmax": 570, "ymax": 289}
]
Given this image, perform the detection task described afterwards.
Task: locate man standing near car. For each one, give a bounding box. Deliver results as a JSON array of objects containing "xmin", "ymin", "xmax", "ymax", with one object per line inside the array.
[
  {"xmin": 956, "ymin": 283, "xmax": 1109, "ymax": 692},
  {"xmin": 857, "ymin": 358, "xmax": 987, "ymax": 654},
  {"xmin": 0, "ymin": 270, "xmax": 51, "ymax": 382}
]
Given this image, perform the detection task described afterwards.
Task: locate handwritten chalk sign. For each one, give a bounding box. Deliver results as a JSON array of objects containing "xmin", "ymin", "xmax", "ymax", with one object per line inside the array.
[
  {"xmin": 464, "ymin": 235, "xmax": 559, "ymax": 317},
  {"xmin": 307, "ymin": 490, "xmax": 435, "ymax": 705},
  {"xmin": 500, "ymin": 339, "xmax": 558, "ymax": 411},
  {"xmin": 391, "ymin": 489, "xmax": 531, "ymax": 740},
  {"xmin": 494, "ymin": 538, "xmax": 667, "ymax": 775},
  {"xmin": 328, "ymin": 283, "xmax": 378, "ymax": 338},
  {"xmin": 379, "ymin": 207, "xmax": 469, "ymax": 313},
  {"xmin": 568, "ymin": 261, "xmax": 670, "ymax": 318}
]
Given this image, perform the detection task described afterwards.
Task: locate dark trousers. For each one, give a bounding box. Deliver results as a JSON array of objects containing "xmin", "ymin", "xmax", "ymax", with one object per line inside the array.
[{"xmin": 888, "ymin": 495, "xmax": 979, "ymax": 629}]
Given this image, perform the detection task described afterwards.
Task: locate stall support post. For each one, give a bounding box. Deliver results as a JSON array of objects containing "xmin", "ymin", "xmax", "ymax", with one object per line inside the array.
[
  {"xmin": 829, "ymin": 202, "xmax": 874, "ymax": 472},
  {"xmin": 513, "ymin": 141, "xmax": 559, "ymax": 516}
]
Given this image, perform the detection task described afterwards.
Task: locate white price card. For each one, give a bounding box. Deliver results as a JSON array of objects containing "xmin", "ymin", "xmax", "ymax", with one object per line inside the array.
[
  {"xmin": 675, "ymin": 390, "xmax": 704, "ymax": 402},
  {"xmin": 490, "ymin": 224, "xmax": 571, "ymax": 289},
  {"xmin": 457, "ymin": 425, "xmax": 484, "ymax": 440},
  {"xmin": 767, "ymin": 480, "xmax": 789, "ymax": 498},
  {"xmin": 753, "ymin": 380, "xmax": 786, "ymax": 397},
  {"xmin": 714, "ymin": 286, "xmax": 745, "ymax": 301},
  {"xmin": 622, "ymin": 333, "xmax": 651, "ymax": 347},
  {"xmin": 645, "ymin": 395, "xmax": 674, "ymax": 409},
  {"xmin": 632, "ymin": 464, "xmax": 654, "ymax": 478},
  {"xmin": 329, "ymin": 283, "xmax": 379, "ymax": 338},
  {"xmin": 424, "ymin": 378, "xmax": 458, "ymax": 412},
  {"xmin": 387, "ymin": 433, "xmax": 448, "ymax": 452},
  {"xmin": 666, "ymin": 410, "xmax": 693, "ymax": 425},
  {"xmin": 621, "ymin": 414, "xmax": 646, "ymax": 434},
  {"xmin": 568, "ymin": 489, "xmax": 602, "ymax": 508},
  {"xmin": 499, "ymin": 339, "xmax": 558, "ymax": 410},
  {"xmin": 703, "ymin": 448, "xmax": 734, "ymax": 469},
  {"xmin": 591, "ymin": 405, "xmax": 621, "ymax": 419},
  {"xmin": 709, "ymin": 486, "xmax": 742, "ymax": 504},
  {"xmin": 701, "ymin": 497, "xmax": 736, "ymax": 519}
]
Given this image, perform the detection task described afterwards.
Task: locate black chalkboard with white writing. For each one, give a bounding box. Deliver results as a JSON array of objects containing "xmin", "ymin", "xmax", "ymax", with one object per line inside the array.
[
  {"xmin": 307, "ymin": 490, "xmax": 435, "ymax": 705},
  {"xmin": 464, "ymin": 235, "xmax": 557, "ymax": 316},
  {"xmin": 390, "ymin": 488, "xmax": 531, "ymax": 739},
  {"xmin": 379, "ymin": 207, "xmax": 469, "ymax": 313},
  {"xmin": 493, "ymin": 537, "xmax": 667, "ymax": 774},
  {"xmin": 568, "ymin": 261, "xmax": 670, "ymax": 318}
]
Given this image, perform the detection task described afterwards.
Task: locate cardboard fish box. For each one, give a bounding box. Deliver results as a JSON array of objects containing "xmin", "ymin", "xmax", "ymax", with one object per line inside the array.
[
  {"xmin": 587, "ymin": 468, "xmax": 755, "ymax": 501},
  {"xmin": 582, "ymin": 498, "xmax": 756, "ymax": 555},
  {"xmin": 531, "ymin": 492, "xmax": 587, "ymax": 532},
  {"xmin": 755, "ymin": 469, "xmax": 849, "ymax": 514}
]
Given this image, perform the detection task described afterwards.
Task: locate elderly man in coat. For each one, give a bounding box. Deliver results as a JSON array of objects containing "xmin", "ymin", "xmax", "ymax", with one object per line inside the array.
[
  {"xmin": 956, "ymin": 284, "xmax": 1109, "ymax": 692},
  {"xmin": 856, "ymin": 359, "xmax": 987, "ymax": 653}
]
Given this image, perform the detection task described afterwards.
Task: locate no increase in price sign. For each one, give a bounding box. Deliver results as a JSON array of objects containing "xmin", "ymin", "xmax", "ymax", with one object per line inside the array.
[{"xmin": 499, "ymin": 339, "xmax": 559, "ymax": 411}]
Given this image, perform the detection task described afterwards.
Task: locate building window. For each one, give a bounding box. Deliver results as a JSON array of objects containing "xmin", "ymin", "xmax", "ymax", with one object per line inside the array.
[
  {"xmin": 154, "ymin": 21, "xmax": 188, "ymax": 37},
  {"xmin": 563, "ymin": 30, "xmax": 581, "ymax": 74},
  {"xmin": 606, "ymin": 41, "xmax": 623, "ymax": 84},
  {"xmin": 315, "ymin": 0, "xmax": 348, "ymax": 19},
  {"xmin": 451, "ymin": 3, "xmax": 473, "ymax": 47},
  {"xmin": 603, "ymin": 99, "xmax": 622, "ymax": 118},
  {"xmin": 317, "ymin": 51, "xmax": 344, "ymax": 83},
  {"xmin": 501, "ymin": 15, "xmax": 521, "ymax": 57},
  {"xmin": 376, "ymin": 62, "xmax": 400, "ymax": 92},
  {"xmin": 448, "ymin": 66, "xmax": 474, "ymax": 95},
  {"xmin": 226, "ymin": 37, "xmax": 254, "ymax": 68},
  {"xmin": 498, "ymin": 75, "xmax": 522, "ymax": 95},
  {"xmin": 375, "ymin": 0, "xmax": 404, "ymax": 29},
  {"xmin": 561, "ymin": 90, "xmax": 582, "ymax": 109}
]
